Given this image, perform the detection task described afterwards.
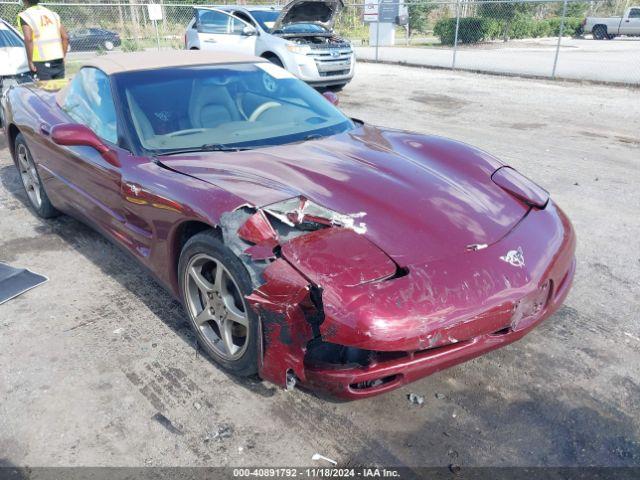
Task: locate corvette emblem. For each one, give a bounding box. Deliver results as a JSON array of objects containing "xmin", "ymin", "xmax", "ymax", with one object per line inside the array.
[{"xmin": 500, "ymin": 247, "xmax": 525, "ymax": 268}]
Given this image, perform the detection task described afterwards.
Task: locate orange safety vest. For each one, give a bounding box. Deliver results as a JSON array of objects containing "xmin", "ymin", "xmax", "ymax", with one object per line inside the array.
[{"xmin": 17, "ymin": 5, "xmax": 64, "ymax": 62}]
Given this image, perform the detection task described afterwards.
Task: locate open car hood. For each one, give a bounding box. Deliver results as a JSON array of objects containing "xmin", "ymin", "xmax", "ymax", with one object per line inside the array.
[{"xmin": 272, "ymin": 0, "xmax": 344, "ymax": 31}]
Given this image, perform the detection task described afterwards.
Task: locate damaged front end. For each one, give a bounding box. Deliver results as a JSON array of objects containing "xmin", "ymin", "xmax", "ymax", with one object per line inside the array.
[
  {"xmin": 219, "ymin": 196, "xmax": 402, "ymax": 393},
  {"xmin": 220, "ymin": 192, "xmax": 576, "ymax": 400}
]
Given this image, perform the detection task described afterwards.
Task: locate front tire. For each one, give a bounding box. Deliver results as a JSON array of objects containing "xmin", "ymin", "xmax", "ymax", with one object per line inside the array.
[
  {"xmin": 264, "ymin": 54, "xmax": 284, "ymax": 68},
  {"xmin": 104, "ymin": 40, "xmax": 115, "ymax": 51},
  {"xmin": 178, "ymin": 231, "xmax": 259, "ymax": 376},
  {"xmin": 14, "ymin": 133, "xmax": 59, "ymax": 218}
]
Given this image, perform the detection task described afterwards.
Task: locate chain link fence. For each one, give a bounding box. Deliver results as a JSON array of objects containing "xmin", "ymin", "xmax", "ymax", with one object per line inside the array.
[
  {"xmin": 344, "ymin": 0, "xmax": 640, "ymax": 84},
  {"xmin": 1, "ymin": 0, "xmax": 638, "ymax": 84}
]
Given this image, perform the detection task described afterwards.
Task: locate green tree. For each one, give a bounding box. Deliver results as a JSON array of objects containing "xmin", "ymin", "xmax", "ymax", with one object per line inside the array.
[
  {"xmin": 562, "ymin": 2, "xmax": 589, "ymax": 18},
  {"xmin": 408, "ymin": 1, "xmax": 437, "ymax": 37},
  {"xmin": 478, "ymin": 0, "xmax": 535, "ymax": 41}
]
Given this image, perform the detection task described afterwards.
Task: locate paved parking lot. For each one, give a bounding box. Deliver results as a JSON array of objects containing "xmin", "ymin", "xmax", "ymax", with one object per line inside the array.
[
  {"xmin": 356, "ymin": 37, "xmax": 640, "ymax": 84},
  {"xmin": 1, "ymin": 63, "xmax": 639, "ymax": 468}
]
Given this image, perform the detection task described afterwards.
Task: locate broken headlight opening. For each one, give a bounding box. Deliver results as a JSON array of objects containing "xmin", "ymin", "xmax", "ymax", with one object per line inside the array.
[
  {"xmin": 304, "ymin": 339, "xmax": 409, "ymax": 369},
  {"xmin": 262, "ymin": 196, "xmax": 367, "ymax": 234},
  {"xmin": 492, "ymin": 166, "xmax": 549, "ymax": 209}
]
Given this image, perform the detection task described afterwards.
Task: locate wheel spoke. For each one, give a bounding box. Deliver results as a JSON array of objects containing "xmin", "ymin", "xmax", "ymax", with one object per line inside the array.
[
  {"xmin": 194, "ymin": 307, "xmax": 214, "ymax": 327},
  {"xmin": 21, "ymin": 174, "xmax": 32, "ymax": 189},
  {"xmin": 213, "ymin": 262, "xmax": 224, "ymax": 290},
  {"xmin": 32, "ymin": 185, "xmax": 42, "ymax": 206},
  {"xmin": 29, "ymin": 166, "xmax": 40, "ymax": 186},
  {"xmin": 17, "ymin": 150, "xmax": 29, "ymax": 171},
  {"xmin": 221, "ymin": 319, "xmax": 237, "ymax": 356},
  {"xmin": 224, "ymin": 303, "xmax": 248, "ymax": 328},
  {"xmin": 189, "ymin": 265, "xmax": 214, "ymax": 294}
]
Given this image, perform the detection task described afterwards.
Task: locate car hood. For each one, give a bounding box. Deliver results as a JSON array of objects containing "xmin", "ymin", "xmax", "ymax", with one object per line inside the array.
[
  {"xmin": 159, "ymin": 125, "xmax": 529, "ymax": 266},
  {"xmin": 272, "ymin": 0, "xmax": 344, "ymax": 31}
]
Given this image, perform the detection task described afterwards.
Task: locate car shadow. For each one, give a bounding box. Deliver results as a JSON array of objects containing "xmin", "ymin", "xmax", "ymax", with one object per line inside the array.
[
  {"xmin": 0, "ymin": 459, "xmax": 27, "ymax": 480},
  {"xmin": 340, "ymin": 381, "xmax": 640, "ymax": 469},
  {"xmin": 0, "ymin": 162, "xmax": 276, "ymax": 398}
]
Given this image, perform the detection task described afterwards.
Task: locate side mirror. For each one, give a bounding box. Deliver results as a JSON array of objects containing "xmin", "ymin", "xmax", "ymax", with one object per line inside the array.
[
  {"xmin": 322, "ymin": 91, "xmax": 339, "ymax": 106},
  {"xmin": 242, "ymin": 25, "xmax": 257, "ymax": 36},
  {"xmin": 51, "ymin": 123, "xmax": 120, "ymax": 167}
]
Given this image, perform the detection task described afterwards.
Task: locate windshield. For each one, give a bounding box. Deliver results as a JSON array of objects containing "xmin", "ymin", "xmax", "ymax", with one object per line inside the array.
[
  {"xmin": 0, "ymin": 22, "xmax": 23, "ymax": 47},
  {"xmin": 113, "ymin": 63, "xmax": 353, "ymax": 154},
  {"xmin": 248, "ymin": 10, "xmax": 280, "ymax": 32}
]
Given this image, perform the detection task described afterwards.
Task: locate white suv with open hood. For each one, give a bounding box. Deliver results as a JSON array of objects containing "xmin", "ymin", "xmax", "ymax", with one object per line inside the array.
[{"xmin": 184, "ymin": 0, "xmax": 354, "ymax": 89}]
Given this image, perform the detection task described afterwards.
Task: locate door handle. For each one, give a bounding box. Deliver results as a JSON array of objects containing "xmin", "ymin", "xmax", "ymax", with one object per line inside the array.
[
  {"xmin": 40, "ymin": 123, "xmax": 51, "ymax": 135},
  {"xmin": 204, "ymin": 39, "xmax": 217, "ymax": 43}
]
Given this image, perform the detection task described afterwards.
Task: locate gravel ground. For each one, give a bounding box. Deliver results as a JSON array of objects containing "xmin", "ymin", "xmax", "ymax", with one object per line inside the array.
[{"xmin": 0, "ymin": 62, "xmax": 639, "ymax": 468}]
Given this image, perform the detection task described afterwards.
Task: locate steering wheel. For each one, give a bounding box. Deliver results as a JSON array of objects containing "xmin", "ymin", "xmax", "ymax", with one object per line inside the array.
[
  {"xmin": 249, "ymin": 101, "xmax": 282, "ymax": 122},
  {"xmin": 167, "ymin": 128, "xmax": 207, "ymax": 137}
]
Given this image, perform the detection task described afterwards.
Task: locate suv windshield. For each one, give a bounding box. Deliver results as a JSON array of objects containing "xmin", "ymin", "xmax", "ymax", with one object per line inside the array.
[
  {"xmin": 114, "ymin": 63, "xmax": 353, "ymax": 154},
  {"xmin": 248, "ymin": 10, "xmax": 280, "ymax": 31},
  {"xmin": 0, "ymin": 21, "xmax": 24, "ymax": 47}
]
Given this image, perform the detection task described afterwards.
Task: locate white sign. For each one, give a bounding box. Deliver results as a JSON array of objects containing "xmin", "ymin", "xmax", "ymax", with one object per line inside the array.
[
  {"xmin": 147, "ymin": 4, "xmax": 163, "ymax": 21},
  {"xmin": 364, "ymin": 0, "xmax": 378, "ymax": 23}
]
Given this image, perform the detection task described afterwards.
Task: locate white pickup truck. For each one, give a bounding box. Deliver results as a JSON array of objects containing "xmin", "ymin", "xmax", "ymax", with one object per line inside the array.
[{"xmin": 584, "ymin": 6, "xmax": 640, "ymax": 39}]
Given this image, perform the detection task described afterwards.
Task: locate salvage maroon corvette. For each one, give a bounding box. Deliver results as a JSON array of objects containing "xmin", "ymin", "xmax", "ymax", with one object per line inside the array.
[{"xmin": 2, "ymin": 51, "xmax": 575, "ymax": 399}]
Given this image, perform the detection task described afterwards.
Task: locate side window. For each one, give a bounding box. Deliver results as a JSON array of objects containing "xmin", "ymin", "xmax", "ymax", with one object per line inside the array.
[
  {"xmin": 197, "ymin": 10, "xmax": 229, "ymax": 34},
  {"xmin": 62, "ymin": 68, "xmax": 118, "ymax": 144},
  {"xmin": 630, "ymin": 8, "xmax": 640, "ymax": 18},
  {"xmin": 233, "ymin": 11, "xmax": 256, "ymax": 27},
  {"xmin": 230, "ymin": 16, "xmax": 249, "ymax": 35}
]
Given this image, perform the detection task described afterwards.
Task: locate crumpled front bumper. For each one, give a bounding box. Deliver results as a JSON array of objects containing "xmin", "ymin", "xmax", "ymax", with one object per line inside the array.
[
  {"xmin": 247, "ymin": 199, "xmax": 576, "ymax": 400},
  {"xmin": 304, "ymin": 258, "xmax": 575, "ymax": 399}
]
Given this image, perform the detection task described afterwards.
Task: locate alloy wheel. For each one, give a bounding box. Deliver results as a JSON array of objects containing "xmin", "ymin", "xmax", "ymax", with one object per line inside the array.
[
  {"xmin": 17, "ymin": 144, "xmax": 42, "ymax": 209},
  {"xmin": 184, "ymin": 253, "xmax": 250, "ymax": 360}
]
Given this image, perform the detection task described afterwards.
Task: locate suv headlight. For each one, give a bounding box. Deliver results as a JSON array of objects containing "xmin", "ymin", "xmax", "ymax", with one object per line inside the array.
[{"xmin": 286, "ymin": 43, "xmax": 311, "ymax": 55}]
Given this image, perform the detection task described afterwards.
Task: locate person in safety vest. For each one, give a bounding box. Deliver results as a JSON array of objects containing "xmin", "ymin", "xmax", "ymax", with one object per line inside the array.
[{"xmin": 17, "ymin": 0, "xmax": 69, "ymax": 80}]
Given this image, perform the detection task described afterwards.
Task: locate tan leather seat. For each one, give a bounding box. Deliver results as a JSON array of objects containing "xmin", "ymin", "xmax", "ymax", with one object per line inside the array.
[
  {"xmin": 126, "ymin": 90, "xmax": 155, "ymax": 141},
  {"xmin": 188, "ymin": 82, "xmax": 240, "ymax": 129}
]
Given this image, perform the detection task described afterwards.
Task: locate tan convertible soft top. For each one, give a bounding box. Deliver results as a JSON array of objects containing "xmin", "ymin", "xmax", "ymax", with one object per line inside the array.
[{"xmin": 84, "ymin": 50, "xmax": 265, "ymax": 75}]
